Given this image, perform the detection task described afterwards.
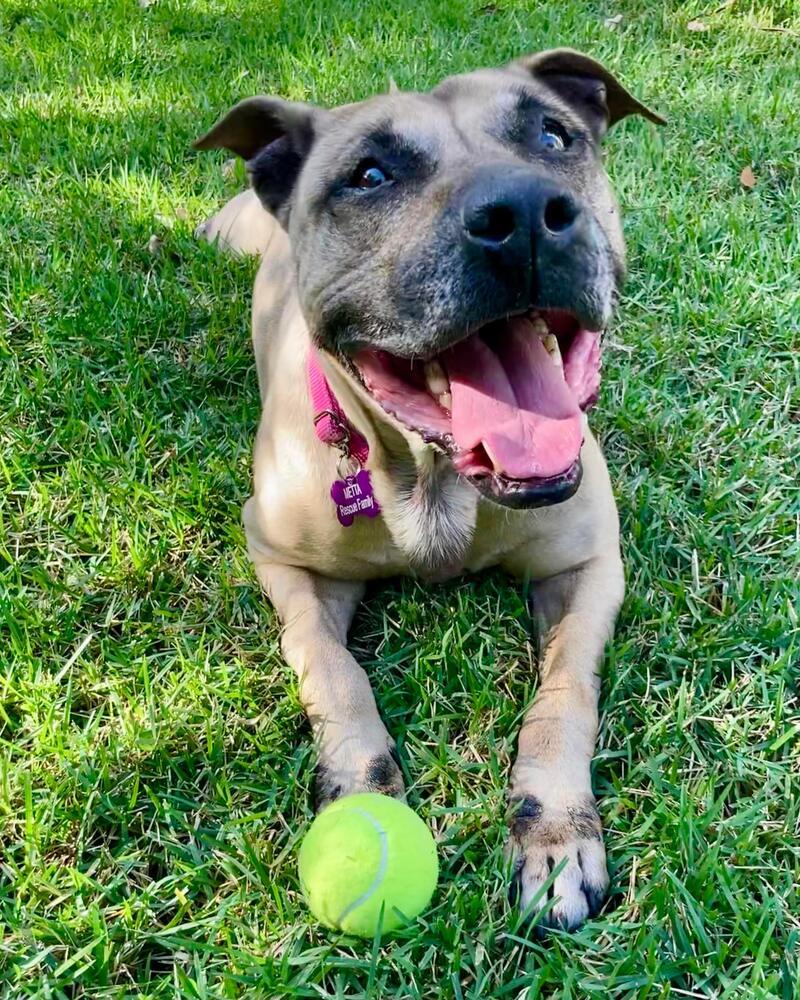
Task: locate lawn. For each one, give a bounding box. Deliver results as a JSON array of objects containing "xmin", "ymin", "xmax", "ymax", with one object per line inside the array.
[{"xmin": 1, "ymin": 0, "xmax": 799, "ymax": 996}]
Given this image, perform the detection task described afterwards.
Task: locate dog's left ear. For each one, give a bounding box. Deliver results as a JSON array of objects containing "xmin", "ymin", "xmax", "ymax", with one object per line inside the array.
[
  {"xmin": 194, "ymin": 97, "xmax": 328, "ymax": 220},
  {"xmin": 511, "ymin": 48, "xmax": 665, "ymax": 136}
]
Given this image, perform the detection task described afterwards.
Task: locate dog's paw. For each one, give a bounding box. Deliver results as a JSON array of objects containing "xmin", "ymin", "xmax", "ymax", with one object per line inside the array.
[
  {"xmin": 313, "ymin": 746, "xmax": 406, "ymax": 811},
  {"xmin": 507, "ymin": 793, "xmax": 609, "ymax": 934}
]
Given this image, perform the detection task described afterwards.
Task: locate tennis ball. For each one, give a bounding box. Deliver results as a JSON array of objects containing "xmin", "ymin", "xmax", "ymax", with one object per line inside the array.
[{"xmin": 298, "ymin": 792, "xmax": 438, "ymax": 937}]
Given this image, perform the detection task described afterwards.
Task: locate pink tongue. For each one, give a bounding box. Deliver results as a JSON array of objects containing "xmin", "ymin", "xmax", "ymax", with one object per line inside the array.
[{"xmin": 443, "ymin": 316, "xmax": 583, "ymax": 479}]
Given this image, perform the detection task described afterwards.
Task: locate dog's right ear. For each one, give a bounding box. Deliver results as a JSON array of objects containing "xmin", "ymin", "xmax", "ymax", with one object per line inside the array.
[{"xmin": 194, "ymin": 97, "xmax": 325, "ymax": 220}]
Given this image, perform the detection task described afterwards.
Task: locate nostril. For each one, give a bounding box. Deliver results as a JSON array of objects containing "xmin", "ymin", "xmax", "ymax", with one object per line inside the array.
[
  {"xmin": 483, "ymin": 204, "xmax": 516, "ymax": 242},
  {"xmin": 466, "ymin": 203, "xmax": 517, "ymax": 244},
  {"xmin": 543, "ymin": 195, "xmax": 578, "ymax": 234}
]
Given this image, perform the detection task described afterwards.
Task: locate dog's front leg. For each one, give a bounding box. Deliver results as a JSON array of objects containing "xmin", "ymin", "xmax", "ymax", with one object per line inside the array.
[
  {"xmin": 254, "ymin": 562, "xmax": 404, "ymax": 810},
  {"xmin": 507, "ymin": 549, "xmax": 624, "ymax": 932}
]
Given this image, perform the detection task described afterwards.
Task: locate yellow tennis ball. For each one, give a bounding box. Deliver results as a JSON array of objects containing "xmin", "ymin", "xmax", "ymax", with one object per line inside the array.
[{"xmin": 298, "ymin": 792, "xmax": 438, "ymax": 937}]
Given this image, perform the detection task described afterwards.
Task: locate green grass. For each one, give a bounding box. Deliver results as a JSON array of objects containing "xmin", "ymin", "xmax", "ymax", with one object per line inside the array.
[{"xmin": 1, "ymin": 0, "xmax": 799, "ymax": 995}]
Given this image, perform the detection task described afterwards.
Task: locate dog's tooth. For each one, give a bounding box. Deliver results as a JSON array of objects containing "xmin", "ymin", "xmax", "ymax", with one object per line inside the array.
[
  {"xmin": 531, "ymin": 316, "xmax": 549, "ymax": 338},
  {"xmin": 424, "ymin": 360, "xmax": 449, "ymax": 396},
  {"xmin": 438, "ymin": 391, "xmax": 452, "ymax": 411},
  {"xmin": 482, "ymin": 442, "xmax": 502, "ymax": 472},
  {"xmin": 543, "ymin": 333, "xmax": 563, "ymax": 368}
]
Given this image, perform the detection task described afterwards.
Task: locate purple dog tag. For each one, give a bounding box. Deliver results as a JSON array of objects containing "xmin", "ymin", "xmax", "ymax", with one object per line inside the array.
[{"xmin": 330, "ymin": 469, "xmax": 381, "ymax": 527}]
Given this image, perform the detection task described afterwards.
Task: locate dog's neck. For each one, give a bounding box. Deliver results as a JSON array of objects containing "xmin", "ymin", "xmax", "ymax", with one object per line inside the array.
[
  {"xmin": 379, "ymin": 442, "xmax": 479, "ymax": 578},
  {"xmin": 318, "ymin": 351, "xmax": 479, "ymax": 575}
]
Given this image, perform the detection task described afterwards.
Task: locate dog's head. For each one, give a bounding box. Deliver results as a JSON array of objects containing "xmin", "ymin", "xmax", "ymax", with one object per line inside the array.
[{"xmin": 196, "ymin": 50, "xmax": 663, "ymax": 507}]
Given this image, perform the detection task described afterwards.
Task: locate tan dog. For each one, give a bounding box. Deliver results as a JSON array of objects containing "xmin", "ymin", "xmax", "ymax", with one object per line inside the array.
[{"xmin": 195, "ymin": 49, "xmax": 663, "ymax": 932}]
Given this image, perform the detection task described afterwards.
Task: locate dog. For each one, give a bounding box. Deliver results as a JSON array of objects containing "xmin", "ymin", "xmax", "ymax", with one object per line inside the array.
[{"xmin": 194, "ymin": 48, "xmax": 663, "ymax": 932}]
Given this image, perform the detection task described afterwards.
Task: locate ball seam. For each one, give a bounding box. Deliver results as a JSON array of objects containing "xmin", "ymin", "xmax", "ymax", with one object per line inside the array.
[{"xmin": 336, "ymin": 808, "xmax": 389, "ymax": 927}]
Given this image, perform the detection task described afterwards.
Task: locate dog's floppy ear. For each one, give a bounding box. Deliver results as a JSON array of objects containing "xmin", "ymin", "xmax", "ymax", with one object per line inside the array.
[
  {"xmin": 511, "ymin": 48, "xmax": 665, "ymax": 136},
  {"xmin": 194, "ymin": 97, "xmax": 326, "ymax": 219}
]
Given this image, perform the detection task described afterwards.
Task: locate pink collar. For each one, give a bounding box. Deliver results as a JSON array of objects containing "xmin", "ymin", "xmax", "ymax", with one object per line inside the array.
[
  {"xmin": 307, "ymin": 348, "xmax": 369, "ymax": 464},
  {"xmin": 307, "ymin": 348, "xmax": 381, "ymax": 526}
]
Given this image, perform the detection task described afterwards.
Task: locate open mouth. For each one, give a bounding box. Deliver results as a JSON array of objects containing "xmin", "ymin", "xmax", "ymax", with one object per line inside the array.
[{"xmin": 351, "ymin": 310, "xmax": 602, "ymax": 507}]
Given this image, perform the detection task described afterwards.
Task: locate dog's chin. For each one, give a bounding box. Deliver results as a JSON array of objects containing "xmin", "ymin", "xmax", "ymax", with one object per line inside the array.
[
  {"xmin": 471, "ymin": 459, "xmax": 583, "ymax": 508},
  {"xmin": 339, "ymin": 308, "xmax": 603, "ymax": 510}
]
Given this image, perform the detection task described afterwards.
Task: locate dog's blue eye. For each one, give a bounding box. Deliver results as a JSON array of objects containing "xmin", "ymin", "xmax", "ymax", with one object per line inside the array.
[
  {"xmin": 352, "ymin": 161, "xmax": 390, "ymax": 190},
  {"xmin": 540, "ymin": 119, "xmax": 570, "ymax": 151}
]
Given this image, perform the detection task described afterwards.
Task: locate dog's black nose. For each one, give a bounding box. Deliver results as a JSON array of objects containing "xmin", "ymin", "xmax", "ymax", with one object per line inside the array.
[{"xmin": 460, "ymin": 169, "xmax": 582, "ymax": 250}]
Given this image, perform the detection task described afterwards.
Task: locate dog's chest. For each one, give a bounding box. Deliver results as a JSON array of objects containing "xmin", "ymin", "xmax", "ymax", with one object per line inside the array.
[{"xmin": 379, "ymin": 451, "xmax": 479, "ymax": 577}]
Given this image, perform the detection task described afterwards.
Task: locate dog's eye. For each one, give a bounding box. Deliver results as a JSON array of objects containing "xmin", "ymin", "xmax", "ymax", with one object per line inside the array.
[
  {"xmin": 350, "ymin": 160, "xmax": 392, "ymax": 190},
  {"xmin": 540, "ymin": 118, "xmax": 570, "ymax": 151}
]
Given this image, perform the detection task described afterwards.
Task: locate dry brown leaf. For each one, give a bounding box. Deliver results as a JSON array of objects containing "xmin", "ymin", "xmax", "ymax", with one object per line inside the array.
[
  {"xmin": 739, "ymin": 165, "xmax": 756, "ymax": 189},
  {"xmin": 147, "ymin": 234, "xmax": 163, "ymax": 254},
  {"xmin": 687, "ymin": 19, "xmax": 709, "ymax": 31}
]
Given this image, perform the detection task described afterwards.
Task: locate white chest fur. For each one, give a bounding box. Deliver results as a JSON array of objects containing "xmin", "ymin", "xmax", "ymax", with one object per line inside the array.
[{"xmin": 384, "ymin": 448, "xmax": 479, "ymax": 575}]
